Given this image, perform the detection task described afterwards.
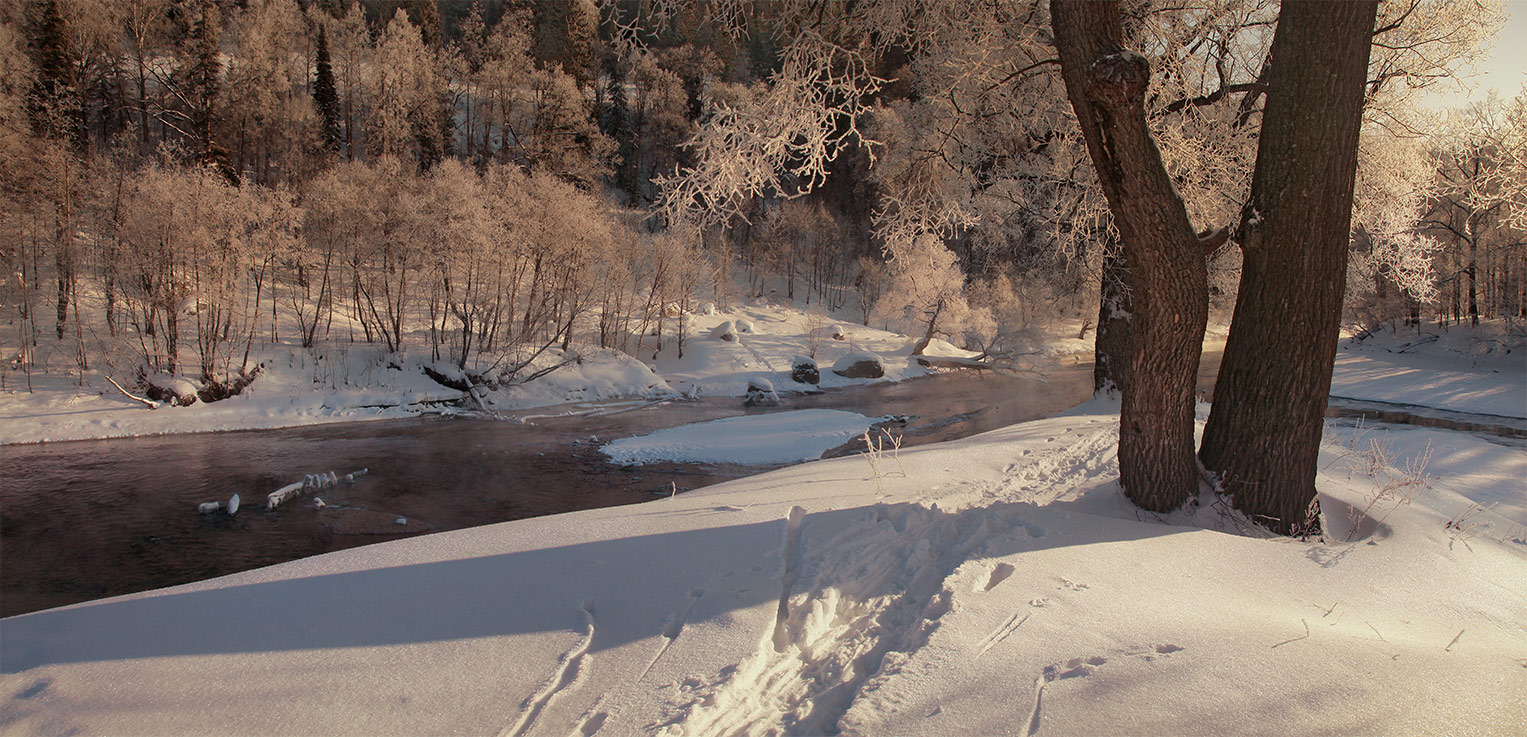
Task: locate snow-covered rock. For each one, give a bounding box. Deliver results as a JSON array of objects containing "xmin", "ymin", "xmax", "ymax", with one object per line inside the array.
[
  {"xmin": 735, "ymin": 319, "xmax": 755, "ymax": 333},
  {"xmin": 711, "ymin": 321, "xmax": 740, "ymax": 342},
  {"xmin": 744, "ymin": 376, "xmax": 780, "ymax": 407},
  {"xmin": 791, "ymin": 355, "xmax": 820, "ymax": 385},
  {"xmin": 832, "ymin": 351, "xmax": 885, "ymax": 379}
]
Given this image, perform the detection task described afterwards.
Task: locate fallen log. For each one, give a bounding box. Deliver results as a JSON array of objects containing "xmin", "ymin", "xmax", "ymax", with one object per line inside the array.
[{"xmin": 104, "ymin": 375, "xmax": 160, "ymax": 409}]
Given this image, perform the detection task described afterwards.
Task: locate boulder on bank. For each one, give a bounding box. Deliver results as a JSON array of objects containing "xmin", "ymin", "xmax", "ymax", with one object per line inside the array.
[
  {"xmin": 790, "ymin": 355, "xmax": 820, "ymax": 385},
  {"xmin": 744, "ymin": 376, "xmax": 780, "ymax": 407},
  {"xmin": 832, "ymin": 351, "xmax": 884, "ymax": 379}
]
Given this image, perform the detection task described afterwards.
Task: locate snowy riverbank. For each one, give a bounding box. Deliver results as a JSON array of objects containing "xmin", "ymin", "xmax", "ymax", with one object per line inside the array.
[
  {"xmin": 3, "ymin": 326, "xmax": 1524, "ymax": 735},
  {"xmin": 0, "ymin": 304, "xmax": 995, "ymax": 446}
]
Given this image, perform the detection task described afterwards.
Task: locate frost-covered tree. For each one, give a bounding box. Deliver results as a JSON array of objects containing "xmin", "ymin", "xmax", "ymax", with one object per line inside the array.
[
  {"xmin": 367, "ymin": 9, "xmax": 441, "ymax": 166},
  {"xmin": 871, "ymin": 233, "xmax": 993, "ymax": 356},
  {"xmin": 1422, "ymin": 92, "xmax": 1527, "ymax": 324}
]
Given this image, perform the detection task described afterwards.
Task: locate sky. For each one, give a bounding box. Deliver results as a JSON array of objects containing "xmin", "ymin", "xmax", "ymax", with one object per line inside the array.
[{"xmin": 1422, "ymin": 0, "xmax": 1527, "ymax": 110}]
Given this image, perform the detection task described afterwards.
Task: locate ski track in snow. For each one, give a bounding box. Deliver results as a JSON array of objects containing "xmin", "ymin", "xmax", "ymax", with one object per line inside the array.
[{"xmin": 502, "ymin": 601, "xmax": 597, "ymax": 737}]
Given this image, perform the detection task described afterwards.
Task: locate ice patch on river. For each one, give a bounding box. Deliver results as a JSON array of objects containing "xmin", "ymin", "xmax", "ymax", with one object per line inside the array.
[{"xmin": 602, "ymin": 409, "xmax": 878, "ymax": 466}]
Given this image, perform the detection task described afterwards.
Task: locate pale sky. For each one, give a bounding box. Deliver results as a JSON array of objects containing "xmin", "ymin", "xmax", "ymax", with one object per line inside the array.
[{"xmin": 1422, "ymin": 0, "xmax": 1527, "ymax": 110}]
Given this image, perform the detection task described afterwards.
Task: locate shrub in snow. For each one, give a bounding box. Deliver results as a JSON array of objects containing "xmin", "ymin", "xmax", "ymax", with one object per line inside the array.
[
  {"xmin": 791, "ymin": 355, "xmax": 820, "ymax": 385},
  {"xmin": 744, "ymin": 376, "xmax": 781, "ymax": 406},
  {"xmin": 832, "ymin": 351, "xmax": 884, "ymax": 379},
  {"xmin": 711, "ymin": 321, "xmax": 740, "ymax": 342}
]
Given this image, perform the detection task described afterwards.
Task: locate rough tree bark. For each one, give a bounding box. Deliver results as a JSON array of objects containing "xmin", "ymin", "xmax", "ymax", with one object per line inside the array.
[
  {"xmin": 1093, "ymin": 240, "xmax": 1132, "ymax": 394},
  {"xmin": 1198, "ymin": 0, "xmax": 1378, "ymax": 537},
  {"xmin": 1051, "ymin": 1, "xmax": 1209, "ymax": 512}
]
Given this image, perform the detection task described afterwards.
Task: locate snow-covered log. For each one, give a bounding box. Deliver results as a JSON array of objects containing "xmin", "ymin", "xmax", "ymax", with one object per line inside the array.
[{"xmin": 104, "ymin": 376, "xmax": 160, "ymax": 410}]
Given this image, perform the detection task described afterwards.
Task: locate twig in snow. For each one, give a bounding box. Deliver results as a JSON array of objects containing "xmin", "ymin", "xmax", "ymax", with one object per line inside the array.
[
  {"xmin": 1366, "ymin": 621, "xmax": 1388, "ymax": 642},
  {"xmin": 104, "ymin": 375, "xmax": 159, "ymax": 409},
  {"xmin": 1271, "ymin": 619, "xmax": 1310, "ymax": 649},
  {"xmin": 1445, "ymin": 629, "xmax": 1464, "ymax": 652}
]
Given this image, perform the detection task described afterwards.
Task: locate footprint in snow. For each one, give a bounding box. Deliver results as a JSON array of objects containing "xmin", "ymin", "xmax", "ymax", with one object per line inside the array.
[{"xmin": 981, "ymin": 562, "xmax": 1016, "ymax": 593}]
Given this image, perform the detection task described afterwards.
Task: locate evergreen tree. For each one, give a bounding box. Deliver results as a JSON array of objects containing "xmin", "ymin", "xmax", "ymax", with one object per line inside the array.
[
  {"xmin": 313, "ymin": 24, "xmax": 343, "ymax": 154},
  {"xmin": 183, "ymin": 0, "xmax": 229, "ymax": 178},
  {"xmin": 602, "ymin": 56, "xmax": 638, "ymax": 204},
  {"xmin": 25, "ymin": 0, "xmax": 78, "ymax": 145}
]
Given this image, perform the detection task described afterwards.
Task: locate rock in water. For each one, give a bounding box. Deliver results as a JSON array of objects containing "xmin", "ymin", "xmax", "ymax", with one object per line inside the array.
[
  {"xmin": 832, "ymin": 351, "xmax": 885, "ymax": 379},
  {"xmin": 744, "ymin": 376, "xmax": 781, "ymax": 407},
  {"xmin": 790, "ymin": 355, "xmax": 820, "ymax": 385}
]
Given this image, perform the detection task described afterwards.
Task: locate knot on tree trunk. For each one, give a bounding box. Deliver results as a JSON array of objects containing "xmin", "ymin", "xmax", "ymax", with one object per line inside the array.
[{"xmin": 1085, "ymin": 51, "xmax": 1150, "ymax": 108}]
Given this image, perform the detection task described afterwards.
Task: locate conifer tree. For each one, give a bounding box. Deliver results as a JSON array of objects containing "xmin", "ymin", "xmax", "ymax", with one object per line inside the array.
[{"xmin": 313, "ymin": 24, "xmax": 343, "ymax": 153}]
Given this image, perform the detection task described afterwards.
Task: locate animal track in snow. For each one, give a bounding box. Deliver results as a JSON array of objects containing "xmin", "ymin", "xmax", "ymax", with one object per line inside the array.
[
  {"xmin": 501, "ymin": 600, "xmax": 596, "ymax": 737},
  {"xmin": 640, "ymin": 589, "xmax": 707, "ymax": 680},
  {"xmin": 1025, "ymin": 646, "xmax": 1184, "ymax": 735},
  {"xmin": 1025, "ymin": 656, "xmax": 1107, "ymax": 736},
  {"xmin": 1057, "ymin": 578, "xmax": 1090, "ymax": 592}
]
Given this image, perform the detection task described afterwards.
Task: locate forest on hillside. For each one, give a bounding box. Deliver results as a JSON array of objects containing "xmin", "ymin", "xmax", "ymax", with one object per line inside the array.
[{"xmin": 1, "ymin": 0, "xmax": 1523, "ymax": 400}]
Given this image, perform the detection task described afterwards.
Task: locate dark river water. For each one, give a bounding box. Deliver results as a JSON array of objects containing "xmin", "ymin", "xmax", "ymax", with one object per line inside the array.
[{"xmin": 6, "ymin": 360, "xmax": 1166, "ymax": 618}]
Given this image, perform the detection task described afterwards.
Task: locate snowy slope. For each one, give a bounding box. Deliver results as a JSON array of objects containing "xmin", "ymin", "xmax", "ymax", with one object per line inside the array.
[
  {"xmin": 1332, "ymin": 322, "xmax": 1526, "ymax": 418},
  {"xmin": 3, "ymin": 397, "xmax": 1523, "ymax": 736}
]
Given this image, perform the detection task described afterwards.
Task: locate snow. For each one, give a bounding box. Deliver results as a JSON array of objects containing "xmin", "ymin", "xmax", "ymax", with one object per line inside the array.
[
  {"xmin": 3, "ymin": 311, "xmax": 1525, "ymax": 735},
  {"xmin": 0, "ymin": 303, "xmax": 954, "ymax": 446},
  {"xmin": 602, "ymin": 409, "xmax": 877, "ymax": 466},
  {"xmin": 651, "ymin": 303, "xmax": 951, "ymax": 399},
  {"xmin": 1332, "ymin": 323, "xmax": 1525, "ymax": 418},
  {"xmin": 4, "ymin": 329, "xmax": 1525, "ymax": 736}
]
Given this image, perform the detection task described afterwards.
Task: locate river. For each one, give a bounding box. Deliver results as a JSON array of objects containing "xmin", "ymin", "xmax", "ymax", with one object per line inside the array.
[{"xmin": 5, "ymin": 360, "xmax": 1143, "ymax": 618}]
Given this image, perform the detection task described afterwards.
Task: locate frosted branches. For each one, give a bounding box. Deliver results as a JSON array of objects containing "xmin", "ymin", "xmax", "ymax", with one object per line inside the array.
[{"xmin": 657, "ymin": 32, "xmax": 884, "ymax": 227}]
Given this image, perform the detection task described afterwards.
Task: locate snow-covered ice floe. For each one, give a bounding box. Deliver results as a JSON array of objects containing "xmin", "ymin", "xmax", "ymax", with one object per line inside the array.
[{"xmin": 602, "ymin": 409, "xmax": 877, "ymax": 466}]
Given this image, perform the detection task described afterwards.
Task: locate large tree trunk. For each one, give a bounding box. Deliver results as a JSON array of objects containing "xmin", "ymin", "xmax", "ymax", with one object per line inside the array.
[
  {"xmin": 1199, "ymin": 0, "xmax": 1378, "ymax": 537},
  {"xmin": 1051, "ymin": 1, "xmax": 1209, "ymax": 513}
]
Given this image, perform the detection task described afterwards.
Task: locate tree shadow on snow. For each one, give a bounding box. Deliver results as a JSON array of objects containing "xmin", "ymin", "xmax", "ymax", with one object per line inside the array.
[{"xmin": 1, "ymin": 500, "xmax": 1185, "ymax": 673}]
